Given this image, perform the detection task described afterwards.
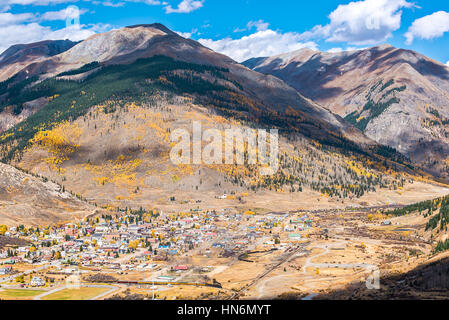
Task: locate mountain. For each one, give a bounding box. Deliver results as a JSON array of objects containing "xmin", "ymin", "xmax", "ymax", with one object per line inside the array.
[
  {"xmin": 243, "ymin": 45, "xmax": 449, "ymax": 179},
  {"xmin": 0, "ymin": 24, "xmax": 381, "ymax": 154},
  {"xmin": 0, "ymin": 40, "xmax": 78, "ymax": 133},
  {"xmin": 0, "ymin": 39, "xmax": 77, "ymax": 82},
  {"xmin": 0, "ymin": 24, "xmax": 442, "ymax": 225},
  {"xmin": 1, "ymin": 24, "xmax": 368, "ymax": 143},
  {"xmin": 0, "ymin": 162, "xmax": 93, "ymax": 226}
]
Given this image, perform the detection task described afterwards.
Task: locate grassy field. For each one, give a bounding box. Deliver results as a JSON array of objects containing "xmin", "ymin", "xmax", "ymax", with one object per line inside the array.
[
  {"xmin": 41, "ymin": 287, "xmax": 110, "ymax": 300},
  {"xmin": 0, "ymin": 289, "xmax": 46, "ymax": 300}
]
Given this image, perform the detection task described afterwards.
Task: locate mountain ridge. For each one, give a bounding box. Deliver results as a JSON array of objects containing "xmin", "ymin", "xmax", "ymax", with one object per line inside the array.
[
  {"xmin": 0, "ymin": 39, "xmax": 77, "ymax": 82},
  {"xmin": 0, "ymin": 24, "xmax": 375, "ymax": 149},
  {"xmin": 243, "ymin": 45, "xmax": 449, "ymax": 179},
  {"xmin": 0, "ymin": 24, "xmax": 442, "ymax": 225}
]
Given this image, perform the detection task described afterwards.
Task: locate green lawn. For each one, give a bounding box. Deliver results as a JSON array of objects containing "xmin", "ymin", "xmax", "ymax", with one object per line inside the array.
[
  {"xmin": 0, "ymin": 289, "xmax": 46, "ymax": 300},
  {"xmin": 41, "ymin": 287, "xmax": 110, "ymax": 300}
]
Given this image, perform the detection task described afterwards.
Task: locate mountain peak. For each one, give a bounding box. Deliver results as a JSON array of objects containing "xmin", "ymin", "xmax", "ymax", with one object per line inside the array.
[
  {"xmin": 124, "ymin": 23, "xmax": 178, "ymax": 35},
  {"xmin": 370, "ymin": 43, "xmax": 394, "ymax": 50},
  {"xmin": 244, "ymin": 41, "xmax": 449, "ymax": 180}
]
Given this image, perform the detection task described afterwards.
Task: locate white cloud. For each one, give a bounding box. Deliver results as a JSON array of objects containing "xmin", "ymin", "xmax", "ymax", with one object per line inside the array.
[
  {"xmin": 405, "ymin": 11, "xmax": 449, "ymax": 45},
  {"xmin": 0, "ymin": 23, "xmax": 50, "ymax": 52},
  {"xmin": 92, "ymin": 1, "xmax": 125, "ymax": 7},
  {"xmin": 327, "ymin": 47, "xmax": 343, "ymax": 53},
  {"xmin": 234, "ymin": 20, "xmax": 269, "ymax": 33},
  {"xmin": 121, "ymin": 0, "xmax": 164, "ymax": 5},
  {"xmin": 92, "ymin": 0, "xmax": 203, "ymax": 13},
  {"xmin": 0, "ymin": 0, "xmax": 77, "ymax": 12},
  {"xmin": 165, "ymin": 0, "xmax": 203, "ymax": 14},
  {"xmin": 2, "ymin": 0, "xmax": 77, "ymax": 7},
  {"xmin": 301, "ymin": 0, "xmax": 413, "ymax": 45},
  {"xmin": 198, "ymin": 28, "xmax": 318, "ymax": 62},
  {"xmin": 446, "ymin": 61, "xmax": 449, "ymax": 67},
  {"xmin": 0, "ymin": 11, "xmax": 107, "ymax": 54},
  {"xmin": 2, "ymin": 0, "xmax": 203, "ymax": 15},
  {"xmin": 45, "ymin": 24, "xmax": 97, "ymax": 41},
  {"xmin": 6, "ymin": 0, "xmax": 74, "ymax": 3},
  {"xmin": 327, "ymin": 47, "xmax": 366, "ymax": 53},
  {"xmin": 0, "ymin": 23, "xmax": 99, "ymax": 53},
  {"xmin": 176, "ymin": 31, "xmax": 192, "ymax": 38},
  {"xmin": 138, "ymin": 0, "xmax": 163, "ymax": 4},
  {"xmin": 247, "ymin": 20, "xmax": 269, "ymax": 32},
  {"xmin": 0, "ymin": 12, "xmax": 35, "ymax": 25}
]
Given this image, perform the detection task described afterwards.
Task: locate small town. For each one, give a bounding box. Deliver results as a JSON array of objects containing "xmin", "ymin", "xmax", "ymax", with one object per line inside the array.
[
  {"xmin": 1, "ymin": 0, "xmax": 449, "ymax": 310},
  {"xmin": 0, "ymin": 201, "xmax": 321, "ymax": 300},
  {"xmin": 2, "ymin": 194, "xmax": 443, "ymax": 301}
]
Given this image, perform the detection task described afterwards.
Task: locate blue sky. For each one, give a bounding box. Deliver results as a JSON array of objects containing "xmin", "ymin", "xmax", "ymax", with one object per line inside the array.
[{"xmin": 1, "ymin": 0, "xmax": 448, "ymax": 64}]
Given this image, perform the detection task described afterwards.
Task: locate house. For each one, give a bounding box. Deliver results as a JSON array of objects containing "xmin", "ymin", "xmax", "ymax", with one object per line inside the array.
[
  {"xmin": 128, "ymin": 225, "xmax": 142, "ymax": 234},
  {"xmin": 30, "ymin": 276, "xmax": 45, "ymax": 287},
  {"xmin": 92, "ymin": 233, "xmax": 103, "ymax": 241},
  {"xmin": 104, "ymin": 234, "xmax": 120, "ymax": 242},
  {"xmin": 0, "ymin": 266, "xmax": 12, "ymax": 275},
  {"xmin": 65, "ymin": 228, "xmax": 78, "ymax": 237},
  {"xmin": 173, "ymin": 265, "xmax": 189, "ymax": 271},
  {"xmin": 168, "ymin": 249, "xmax": 178, "ymax": 255},
  {"xmin": 288, "ymin": 233, "xmax": 302, "ymax": 241},
  {"xmin": 17, "ymin": 247, "xmax": 28, "ymax": 253},
  {"xmin": 118, "ymin": 245, "xmax": 127, "ymax": 254}
]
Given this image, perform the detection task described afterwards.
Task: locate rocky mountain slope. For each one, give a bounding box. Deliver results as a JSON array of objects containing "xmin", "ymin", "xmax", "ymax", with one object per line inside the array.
[
  {"xmin": 0, "ymin": 24, "xmax": 372, "ymax": 147},
  {"xmin": 0, "ymin": 162, "xmax": 93, "ymax": 226},
  {"xmin": 243, "ymin": 45, "xmax": 449, "ymax": 179},
  {"xmin": 0, "ymin": 40, "xmax": 78, "ymax": 133},
  {"xmin": 0, "ymin": 24, "xmax": 442, "ymax": 225},
  {"xmin": 0, "ymin": 39, "xmax": 77, "ymax": 82}
]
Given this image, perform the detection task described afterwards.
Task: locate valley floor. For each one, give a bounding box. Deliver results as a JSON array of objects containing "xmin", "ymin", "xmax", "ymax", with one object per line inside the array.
[{"xmin": 2, "ymin": 184, "xmax": 449, "ymax": 300}]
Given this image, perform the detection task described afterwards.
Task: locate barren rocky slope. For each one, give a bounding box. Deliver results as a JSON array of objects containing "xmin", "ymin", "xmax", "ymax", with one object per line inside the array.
[
  {"xmin": 0, "ymin": 39, "xmax": 76, "ymax": 82},
  {"xmin": 244, "ymin": 45, "xmax": 449, "ymax": 179},
  {"xmin": 0, "ymin": 40, "xmax": 77, "ymax": 132},
  {"xmin": 0, "ymin": 25, "xmax": 444, "ymax": 225},
  {"xmin": 0, "ymin": 24, "xmax": 371, "ymax": 146},
  {"xmin": 0, "ymin": 162, "xmax": 93, "ymax": 226}
]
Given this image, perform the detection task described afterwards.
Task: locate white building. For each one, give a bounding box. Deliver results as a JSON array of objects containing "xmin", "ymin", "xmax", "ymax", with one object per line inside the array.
[{"xmin": 31, "ymin": 276, "xmax": 45, "ymax": 287}]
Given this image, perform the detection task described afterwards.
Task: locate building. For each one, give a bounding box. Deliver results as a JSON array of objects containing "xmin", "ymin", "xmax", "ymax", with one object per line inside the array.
[
  {"xmin": 0, "ymin": 266, "xmax": 12, "ymax": 275},
  {"xmin": 288, "ymin": 233, "xmax": 302, "ymax": 241},
  {"xmin": 173, "ymin": 265, "xmax": 189, "ymax": 271},
  {"xmin": 31, "ymin": 276, "xmax": 45, "ymax": 287}
]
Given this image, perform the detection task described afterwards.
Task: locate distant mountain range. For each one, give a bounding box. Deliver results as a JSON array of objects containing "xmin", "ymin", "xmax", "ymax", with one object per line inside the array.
[
  {"xmin": 0, "ymin": 23, "xmax": 376, "ymax": 154},
  {"xmin": 243, "ymin": 45, "xmax": 449, "ymax": 179}
]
